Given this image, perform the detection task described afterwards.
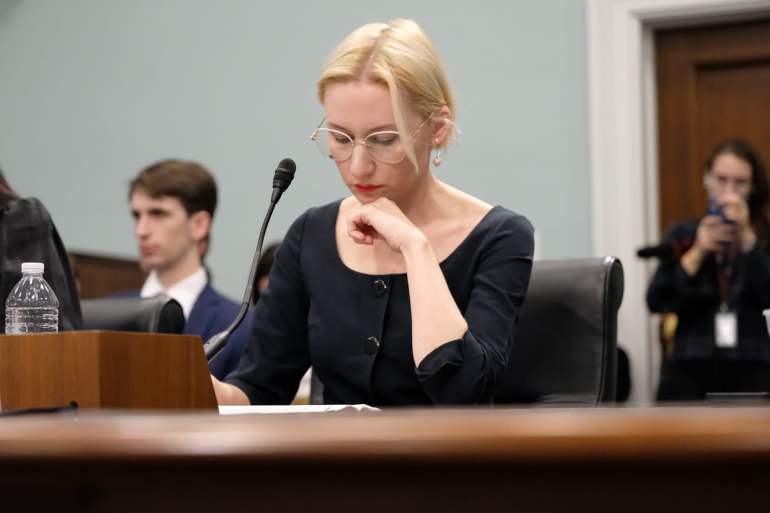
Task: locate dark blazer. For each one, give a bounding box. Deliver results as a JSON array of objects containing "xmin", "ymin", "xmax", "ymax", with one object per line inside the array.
[
  {"xmin": 120, "ymin": 282, "xmax": 251, "ymax": 379},
  {"xmin": 647, "ymin": 219, "xmax": 770, "ymax": 362},
  {"xmin": 0, "ymin": 197, "xmax": 82, "ymax": 332},
  {"xmin": 226, "ymin": 200, "xmax": 534, "ymax": 406}
]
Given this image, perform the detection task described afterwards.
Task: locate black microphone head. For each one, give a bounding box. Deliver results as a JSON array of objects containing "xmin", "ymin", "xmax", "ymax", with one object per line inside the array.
[
  {"xmin": 636, "ymin": 243, "xmax": 673, "ymax": 259},
  {"xmin": 273, "ymin": 158, "xmax": 296, "ymax": 191}
]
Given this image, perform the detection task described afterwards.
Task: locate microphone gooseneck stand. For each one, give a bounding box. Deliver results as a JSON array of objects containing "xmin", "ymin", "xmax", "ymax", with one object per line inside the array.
[{"xmin": 204, "ymin": 158, "xmax": 296, "ymax": 361}]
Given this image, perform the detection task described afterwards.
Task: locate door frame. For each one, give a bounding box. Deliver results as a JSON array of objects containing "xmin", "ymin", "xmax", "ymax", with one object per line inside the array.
[{"xmin": 587, "ymin": 0, "xmax": 770, "ymax": 403}]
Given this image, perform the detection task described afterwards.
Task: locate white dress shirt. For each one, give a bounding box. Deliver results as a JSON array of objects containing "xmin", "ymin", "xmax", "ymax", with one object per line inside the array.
[{"xmin": 140, "ymin": 267, "xmax": 207, "ymax": 319}]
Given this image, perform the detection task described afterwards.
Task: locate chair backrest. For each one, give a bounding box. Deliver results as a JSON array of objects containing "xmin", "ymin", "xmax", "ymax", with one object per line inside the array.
[
  {"xmin": 494, "ymin": 256, "xmax": 624, "ymax": 405},
  {"xmin": 80, "ymin": 296, "xmax": 185, "ymax": 334}
]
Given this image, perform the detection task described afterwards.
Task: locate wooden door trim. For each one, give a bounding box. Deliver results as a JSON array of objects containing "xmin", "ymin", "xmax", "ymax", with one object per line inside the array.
[{"xmin": 587, "ymin": 0, "xmax": 770, "ymax": 404}]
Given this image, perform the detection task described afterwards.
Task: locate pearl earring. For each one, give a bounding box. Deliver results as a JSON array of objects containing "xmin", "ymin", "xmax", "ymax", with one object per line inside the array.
[{"xmin": 432, "ymin": 149, "xmax": 443, "ymax": 167}]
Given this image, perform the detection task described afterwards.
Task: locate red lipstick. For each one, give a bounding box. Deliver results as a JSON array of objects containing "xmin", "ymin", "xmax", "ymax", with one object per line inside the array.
[{"xmin": 354, "ymin": 184, "xmax": 382, "ymax": 193}]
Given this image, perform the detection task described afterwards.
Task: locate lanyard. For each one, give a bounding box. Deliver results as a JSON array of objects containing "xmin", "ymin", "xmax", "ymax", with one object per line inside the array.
[{"xmin": 717, "ymin": 261, "xmax": 733, "ymax": 312}]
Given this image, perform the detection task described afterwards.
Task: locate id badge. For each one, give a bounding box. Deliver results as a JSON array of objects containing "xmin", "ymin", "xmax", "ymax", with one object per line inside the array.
[{"xmin": 715, "ymin": 311, "xmax": 738, "ymax": 348}]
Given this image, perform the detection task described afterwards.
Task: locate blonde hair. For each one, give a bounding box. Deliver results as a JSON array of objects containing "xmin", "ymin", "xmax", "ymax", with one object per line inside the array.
[{"xmin": 317, "ymin": 19, "xmax": 455, "ymax": 172}]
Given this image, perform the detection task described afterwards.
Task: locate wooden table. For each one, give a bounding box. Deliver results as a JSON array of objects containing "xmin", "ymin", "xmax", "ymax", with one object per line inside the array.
[{"xmin": 1, "ymin": 406, "xmax": 769, "ymax": 512}]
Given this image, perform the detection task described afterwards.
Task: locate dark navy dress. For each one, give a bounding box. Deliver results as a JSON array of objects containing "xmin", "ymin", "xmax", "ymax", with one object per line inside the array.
[{"xmin": 226, "ymin": 200, "xmax": 533, "ymax": 406}]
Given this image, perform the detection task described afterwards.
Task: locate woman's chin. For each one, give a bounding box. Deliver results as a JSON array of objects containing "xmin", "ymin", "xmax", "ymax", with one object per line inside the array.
[{"xmin": 351, "ymin": 189, "xmax": 386, "ymax": 204}]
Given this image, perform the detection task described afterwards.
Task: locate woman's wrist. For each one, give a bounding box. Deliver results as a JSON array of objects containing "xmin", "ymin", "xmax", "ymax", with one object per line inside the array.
[
  {"xmin": 680, "ymin": 245, "xmax": 705, "ymax": 277},
  {"xmin": 400, "ymin": 233, "xmax": 438, "ymax": 277},
  {"xmin": 400, "ymin": 230, "xmax": 430, "ymax": 256}
]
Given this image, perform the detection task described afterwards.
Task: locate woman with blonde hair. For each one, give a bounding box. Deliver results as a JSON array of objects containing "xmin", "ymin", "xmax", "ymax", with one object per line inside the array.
[{"xmin": 214, "ymin": 19, "xmax": 533, "ymax": 406}]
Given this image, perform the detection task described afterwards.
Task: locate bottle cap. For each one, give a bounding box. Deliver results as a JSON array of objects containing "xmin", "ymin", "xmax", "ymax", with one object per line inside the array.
[{"xmin": 21, "ymin": 262, "xmax": 44, "ymax": 274}]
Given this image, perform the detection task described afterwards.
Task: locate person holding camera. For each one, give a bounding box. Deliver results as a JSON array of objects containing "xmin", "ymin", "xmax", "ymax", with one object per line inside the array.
[{"xmin": 647, "ymin": 138, "xmax": 770, "ymax": 401}]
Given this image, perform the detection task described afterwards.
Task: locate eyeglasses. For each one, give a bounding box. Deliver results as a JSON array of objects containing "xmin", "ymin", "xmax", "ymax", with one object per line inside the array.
[
  {"xmin": 705, "ymin": 173, "xmax": 752, "ymax": 194},
  {"xmin": 310, "ymin": 116, "xmax": 432, "ymax": 164}
]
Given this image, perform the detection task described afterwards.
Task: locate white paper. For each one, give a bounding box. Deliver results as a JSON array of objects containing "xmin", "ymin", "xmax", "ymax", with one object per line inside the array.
[{"xmin": 218, "ymin": 404, "xmax": 379, "ymax": 415}]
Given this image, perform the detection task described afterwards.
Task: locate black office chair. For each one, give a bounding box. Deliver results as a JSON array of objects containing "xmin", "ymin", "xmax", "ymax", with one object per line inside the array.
[
  {"xmin": 308, "ymin": 257, "xmax": 624, "ymax": 406},
  {"xmin": 80, "ymin": 295, "xmax": 185, "ymax": 334},
  {"xmin": 494, "ymin": 256, "xmax": 624, "ymax": 406}
]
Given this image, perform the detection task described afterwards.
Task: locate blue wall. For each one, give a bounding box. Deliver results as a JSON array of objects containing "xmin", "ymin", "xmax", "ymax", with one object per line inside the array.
[{"xmin": 0, "ymin": 0, "xmax": 589, "ymax": 298}]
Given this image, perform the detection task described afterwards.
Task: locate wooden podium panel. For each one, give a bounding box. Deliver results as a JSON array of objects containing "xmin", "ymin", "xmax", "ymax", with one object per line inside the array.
[{"xmin": 0, "ymin": 331, "xmax": 216, "ymax": 411}]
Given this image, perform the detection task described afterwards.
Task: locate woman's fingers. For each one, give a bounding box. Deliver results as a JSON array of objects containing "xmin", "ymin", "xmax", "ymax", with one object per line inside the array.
[
  {"xmin": 350, "ymin": 223, "xmax": 377, "ymax": 245},
  {"xmin": 718, "ymin": 192, "xmax": 750, "ymax": 227},
  {"xmin": 699, "ymin": 219, "xmax": 737, "ymax": 252},
  {"xmin": 697, "ymin": 215, "xmax": 738, "ymax": 252},
  {"xmin": 701, "ymin": 215, "xmax": 724, "ymax": 227},
  {"xmin": 713, "ymin": 223, "xmax": 737, "ymax": 243},
  {"xmin": 347, "ymin": 208, "xmax": 380, "ymax": 245},
  {"xmin": 346, "ymin": 200, "xmax": 412, "ymax": 251}
]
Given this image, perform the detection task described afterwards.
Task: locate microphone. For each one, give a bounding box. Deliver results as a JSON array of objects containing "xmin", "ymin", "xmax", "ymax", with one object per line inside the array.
[
  {"xmin": 204, "ymin": 158, "xmax": 297, "ymax": 361},
  {"xmin": 636, "ymin": 237, "xmax": 693, "ymax": 260},
  {"xmin": 637, "ymin": 243, "xmax": 675, "ymax": 259},
  {"xmin": 271, "ymin": 158, "xmax": 296, "ymax": 203}
]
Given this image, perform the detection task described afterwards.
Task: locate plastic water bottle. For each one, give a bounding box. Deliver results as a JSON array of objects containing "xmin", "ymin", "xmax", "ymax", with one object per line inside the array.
[{"xmin": 5, "ymin": 262, "xmax": 59, "ymax": 334}]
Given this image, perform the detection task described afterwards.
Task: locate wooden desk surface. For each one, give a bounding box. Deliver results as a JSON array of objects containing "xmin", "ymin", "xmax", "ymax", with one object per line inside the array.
[
  {"xmin": 1, "ymin": 406, "xmax": 769, "ymax": 512},
  {"xmin": 2, "ymin": 406, "xmax": 770, "ymax": 461}
]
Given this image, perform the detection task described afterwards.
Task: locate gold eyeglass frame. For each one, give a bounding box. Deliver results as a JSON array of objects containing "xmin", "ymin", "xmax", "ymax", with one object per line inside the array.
[{"xmin": 310, "ymin": 115, "xmax": 433, "ymax": 164}]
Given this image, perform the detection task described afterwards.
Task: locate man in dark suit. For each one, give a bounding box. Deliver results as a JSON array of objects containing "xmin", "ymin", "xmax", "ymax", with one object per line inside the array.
[{"xmin": 128, "ymin": 159, "xmax": 249, "ymax": 379}]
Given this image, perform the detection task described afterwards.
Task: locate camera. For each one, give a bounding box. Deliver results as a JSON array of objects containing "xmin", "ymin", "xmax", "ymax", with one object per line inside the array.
[{"xmin": 706, "ymin": 199, "xmax": 734, "ymax": 225}]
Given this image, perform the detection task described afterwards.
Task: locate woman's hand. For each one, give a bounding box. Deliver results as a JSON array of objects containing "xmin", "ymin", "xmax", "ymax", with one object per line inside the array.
[
  {"xmin": 720, "ymin": 191, "xmax": 757, "ymax": 249},
  {"xmin": 211, "ymin": 374, "xmax": 250, "ymax": 405},
  {"xmin": 692, "ymin": 214, "xmax": 735, "ymax": 255},
  {"xmin": 681, "ymin": 211, "xmax": 736, "ymax": 276},
  {"xmin": 346, "ymin": 198, "xmax": 426, "ymax": 252}
]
